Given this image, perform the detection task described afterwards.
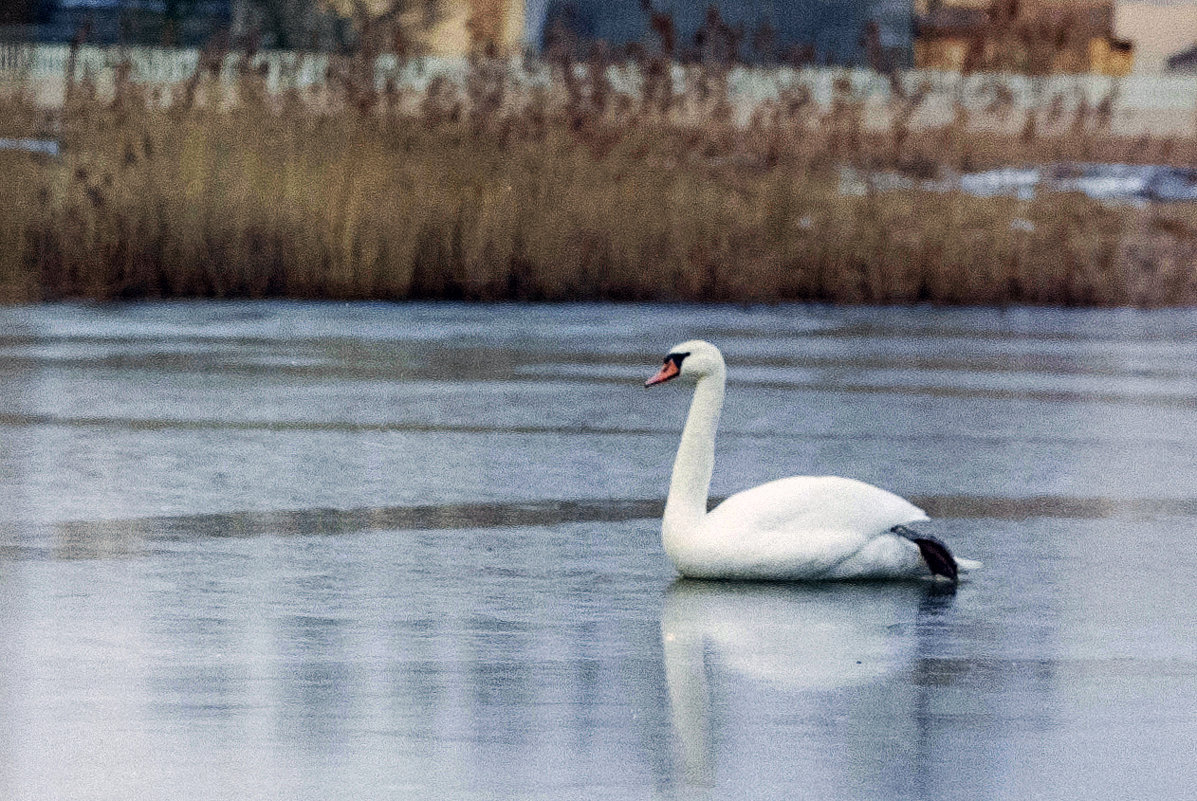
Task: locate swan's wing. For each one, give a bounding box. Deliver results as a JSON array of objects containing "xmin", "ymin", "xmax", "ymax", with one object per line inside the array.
[
  {"xmin": 708, "ymin": 475, "xmax": 928, "ymax": 538},
  {"xmin": 683, "ymin": 476, "xmax": 929, "ymax": 579}
]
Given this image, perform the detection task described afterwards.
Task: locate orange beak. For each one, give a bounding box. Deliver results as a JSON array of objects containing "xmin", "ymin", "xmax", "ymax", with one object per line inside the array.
[{"xmin": 645, "ymin": 359, "xmax": 680, "ymax": 387}]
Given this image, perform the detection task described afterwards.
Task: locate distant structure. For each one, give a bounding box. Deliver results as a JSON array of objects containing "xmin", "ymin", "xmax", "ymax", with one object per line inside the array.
[
  {"xmin": 1115, "ymin": 1, "xmax": 1197, "ymax": 74},
  {"xmin": 0, "ymin": 0, "xmax": 46, "ymax": 42},
  {"xmin": 327, "ymin": 0, "xmax": 525, "ymax": 56},
  {"xmin": 2, "ymin": 1, "xmax": 526, "ymax": 54},
  {"xmin": 914, "ymin": 0, "xmax": 1133, "ymax": 74},
  {"xmin": 1166, "ymin": 42, "xmax": 1197, "ymax": 73},
  {"xmin": 0, "ymin": 0, "xmax": 37, "ymax": 26},
  {"xmin": 15, "ymin": 0, "xmax": 236, "ymax": 46},
  {"xmin": 533, "ymin": 0, "xmax": 915, "ymax": 67}
]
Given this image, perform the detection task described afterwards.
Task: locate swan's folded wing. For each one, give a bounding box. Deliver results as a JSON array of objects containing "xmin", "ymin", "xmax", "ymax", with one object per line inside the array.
[
  {"xmin": 709, "ymin": 475, "xmax": 928, "ymax": 538},
  {"xmin": 677, "ymin": 476, "xmax": 932, "ymax": 580}
]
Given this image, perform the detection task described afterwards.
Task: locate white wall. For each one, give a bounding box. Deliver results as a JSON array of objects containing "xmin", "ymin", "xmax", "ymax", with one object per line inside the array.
[{"xmin": 3, "ymin": 42, "xmax": 1196, "ymax": 134}]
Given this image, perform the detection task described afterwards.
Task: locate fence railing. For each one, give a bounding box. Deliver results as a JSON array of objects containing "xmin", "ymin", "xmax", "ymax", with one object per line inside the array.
[
  {"xmin": 0, "ymin": 41, "xmax": 33, "ymax": 72},
  {"xmin": 2, "ymin": 42, "xmax": 1196, "ymax": 115}
]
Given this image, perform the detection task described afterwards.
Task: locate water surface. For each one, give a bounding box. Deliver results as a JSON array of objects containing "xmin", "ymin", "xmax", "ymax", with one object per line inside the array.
[{"xmin": 1, "ymin": 302, "xmax": 1195, "ymax": 800}]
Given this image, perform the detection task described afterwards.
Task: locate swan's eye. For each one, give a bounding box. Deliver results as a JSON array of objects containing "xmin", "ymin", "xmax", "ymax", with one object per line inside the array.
[{"xmin": 668, "ymin": 352, "xmax": 689, "ymax": 367}]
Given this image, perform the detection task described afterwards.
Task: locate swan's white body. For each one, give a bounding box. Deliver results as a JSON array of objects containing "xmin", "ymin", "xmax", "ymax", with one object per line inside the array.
[
  {"xmin": 669, "ymin": 475, "xmax": 938, "ymax": 580},
  {"xmin": 649, "ymin": 339, "xmax": 978, "ymax": 581}
]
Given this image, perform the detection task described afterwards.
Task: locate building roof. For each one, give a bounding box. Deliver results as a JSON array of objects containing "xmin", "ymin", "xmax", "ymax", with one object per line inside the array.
[
  {"xmin": 916, "ymin": 0, "xmax": 1115, "ymax": 39},
  {"xmin": 915, "ymin": 5, "xmax": 988, "ymax": 36},
  {"xmin": 1116, "ymin": 1, "xmax": 1197, "ymax": 73},
  {"xmin": 1167, "ymin": 42, "xmax": 1197, "ymax": 71}
]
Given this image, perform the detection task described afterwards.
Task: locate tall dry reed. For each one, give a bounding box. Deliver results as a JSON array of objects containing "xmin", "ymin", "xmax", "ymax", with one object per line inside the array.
[{"xmin": 1, "ymin": 18, "xmax": 1196, "ymax": 306}]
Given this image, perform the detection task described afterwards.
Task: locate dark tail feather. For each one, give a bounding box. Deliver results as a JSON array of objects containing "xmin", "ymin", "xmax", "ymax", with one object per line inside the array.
[{"xmin": 891, "ymin": 525, "xmax": 959, "ymax": 582}]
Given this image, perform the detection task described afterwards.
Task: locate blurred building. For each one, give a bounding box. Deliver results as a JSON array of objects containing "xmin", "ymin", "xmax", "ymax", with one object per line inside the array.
[
  {"xmin": 12, "ymin": 1, "xmax": 236, "ymax": 45},
  {"xmin": 1116, "ymin": 1, "xmax": 1197, "ymax": 73},
  {"xmin": 4, "ymin": 1, "xmax": 525, "ymax": 53},
  {"xmin": 914, "ymin": 0, "xmax": 1133, "ymax": 74},
  {"xmin": 1167, "ymin": 43, "xmax": 1197, "ymax": 71},
  {"xmin": 532, "ymin": 0, "xmax": 915, "ymax": 67},
  {"xmin": 3, "ymin": 1, "xmax": 915, "ymax": 65},
  {"xmin": 325, "ymin": 0, "xmax": 525, "ymax": 55},
  {"xmin": 1, "ymin": 0, "xmax": 38, "ymax": 26}
]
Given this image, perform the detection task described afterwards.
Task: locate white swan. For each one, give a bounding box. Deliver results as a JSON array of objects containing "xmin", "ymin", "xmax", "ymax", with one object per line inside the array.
[{"xmin": 645, "ymin": 339, "xmax": 979, "ymax": 581}]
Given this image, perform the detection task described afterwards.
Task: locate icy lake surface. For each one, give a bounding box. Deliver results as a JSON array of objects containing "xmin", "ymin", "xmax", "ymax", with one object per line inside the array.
[{"xmin": 1, "ymin": 301, "xmax": 1195, "ymax": 800}]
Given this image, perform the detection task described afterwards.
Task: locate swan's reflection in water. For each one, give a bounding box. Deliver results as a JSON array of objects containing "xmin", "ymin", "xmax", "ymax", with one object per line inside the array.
[{"xmin": 662, "ymin": 579, "xmax": 955, "ymax": 787}]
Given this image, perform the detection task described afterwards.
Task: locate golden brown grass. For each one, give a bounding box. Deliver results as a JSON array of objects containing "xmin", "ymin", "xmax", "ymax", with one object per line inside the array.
[{"xmin": 2, "ymin": 41, "xmax": 1197, "ymax": 306}]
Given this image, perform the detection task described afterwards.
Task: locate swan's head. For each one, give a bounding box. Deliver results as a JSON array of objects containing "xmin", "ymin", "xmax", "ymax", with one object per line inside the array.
[{"xmin": 645, "ymin": 340, "xmax": 725, "ymax": 387}]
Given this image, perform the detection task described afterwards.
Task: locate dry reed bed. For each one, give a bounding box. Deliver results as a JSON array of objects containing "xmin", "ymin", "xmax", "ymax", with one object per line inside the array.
[{"xmin": 1, "ymin": 47, "xmax": 1196, "ymax": 306}]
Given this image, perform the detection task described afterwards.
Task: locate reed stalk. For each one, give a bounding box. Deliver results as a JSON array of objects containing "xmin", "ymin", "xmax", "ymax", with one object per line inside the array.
[{"xmin": 1, "ymin": 21, "xmax": 1195, "ymax": 306}]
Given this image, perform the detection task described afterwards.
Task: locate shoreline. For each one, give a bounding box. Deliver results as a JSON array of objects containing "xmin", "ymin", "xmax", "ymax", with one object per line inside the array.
[{"xmin": 3, "ymin": 51, "xmax": 1197, "ymax": 308}]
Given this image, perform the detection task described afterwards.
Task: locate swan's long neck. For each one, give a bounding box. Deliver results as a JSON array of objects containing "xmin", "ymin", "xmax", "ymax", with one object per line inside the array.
[{"xmin": 663, "ymin": 368, "xmax": 725, "ymax": 542}]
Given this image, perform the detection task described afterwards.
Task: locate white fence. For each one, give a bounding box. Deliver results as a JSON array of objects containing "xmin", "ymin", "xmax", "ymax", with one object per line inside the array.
[{"xmin": 3, "ymin": 42, "xmax": 1197, "ymax": 118}]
